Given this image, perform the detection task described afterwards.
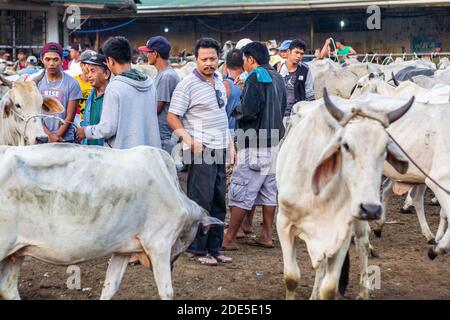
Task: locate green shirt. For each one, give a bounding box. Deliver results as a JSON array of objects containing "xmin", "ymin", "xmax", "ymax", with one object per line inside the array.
[
  {"xmin": 87, "ymin": 90, "xmax": 104, "ymax": 146},
  {"xmin": 337, "ymin": 46, "xmax": 351, "ymax": 56}
]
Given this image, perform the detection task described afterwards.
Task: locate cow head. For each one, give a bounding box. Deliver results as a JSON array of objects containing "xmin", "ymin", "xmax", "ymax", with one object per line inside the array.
[
  {"xmin": 0, "ymin": 73, "xmax": 64, "ymax": 145},
  {"xmin": 170, "ymin": 203, "xmax": 223, "ymax": 265},
  {"xmin": 312, "ymin": 88, "xmax": 413, "ymax": 221}
]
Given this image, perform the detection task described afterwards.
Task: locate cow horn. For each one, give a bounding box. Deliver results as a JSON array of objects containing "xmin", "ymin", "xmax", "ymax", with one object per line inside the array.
[
  {"xmin": 386, "ymin": 96, "xmax": 415, "ymax": 124},
  {"xmin": 32, "ymin": 70, "xmax": 45, "ymax": 85},
  {"xmin": 407, "ymin": 74, "xmax": 415, "ymax": 83},
  {"xmin": 0, "ymin": 74, "xmax": 13, "ymax": 88},
  {"xmin": 391, "ymin": 72, "xmax": 400, "ymax": 87},
  {"xmin": 323, "ymin": 88, "xmax": 345, "ymax": 121}
]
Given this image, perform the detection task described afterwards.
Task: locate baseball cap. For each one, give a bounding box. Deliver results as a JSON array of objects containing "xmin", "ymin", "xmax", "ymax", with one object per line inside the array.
[
  {"xmin": 236, "ymin": 38, "xmax": 252, "ymax": 50},
  {"xmin": 81, "ymin": 53, "xmax": 108, "ymax": 69},
  {"xmin": 41, "ymin": 42, "xmax": 63, "ymax": 58},
  {"xmin": 277, "ymin": 40, "xmax": 292, "ymax": 51},
  {"xmin": 138, "ymin": 36, "xmax": 171, "ymax": 56},
  {"xmin": 27, "ymin": 56, "xmax": 37, "ymax": 65},
  {"xmin": 435, "ymin": 41, "xmax": 442, "ymax": 48},
  {"xmin": 80, "ymin": 50, "xmax": 97, "ymax": 63}
]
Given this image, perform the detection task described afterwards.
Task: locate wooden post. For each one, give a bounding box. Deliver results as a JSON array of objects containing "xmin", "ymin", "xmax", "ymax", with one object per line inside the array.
[
  {"xmin": 95, "ymin": 31, "xmax": 100, "ymax": 52},
  {"xmin": 310, "ymin": 17, "xmax": 314, "ymax": 53}
]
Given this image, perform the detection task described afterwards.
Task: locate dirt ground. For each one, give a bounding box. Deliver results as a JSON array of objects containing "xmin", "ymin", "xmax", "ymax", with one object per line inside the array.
[{"xmin": 17, "ymin": 172, "xmax": 450, "ymax": 300}]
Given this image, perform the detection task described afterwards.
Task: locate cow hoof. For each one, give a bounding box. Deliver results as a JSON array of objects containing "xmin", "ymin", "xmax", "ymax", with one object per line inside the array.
[
  {"xmin": 369, "ymin": 249, "xmax": 379, "ymax": 259},
  {"xmin": 427, "ymin": 238, "xmax": 437, "ymax": 245},
  {"xmin": 373, "ymin": 230, "xmax": 382, "ymax": 238},
  {"xmin": 428, "ymin": 246, "xmax": 438, "ymax": 261}
]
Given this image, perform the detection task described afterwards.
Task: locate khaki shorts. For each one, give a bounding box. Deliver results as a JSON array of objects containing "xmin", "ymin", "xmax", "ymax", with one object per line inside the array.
[{"xmin": 227, "ymin": 147, "xmax": 278, "ymax": 210}]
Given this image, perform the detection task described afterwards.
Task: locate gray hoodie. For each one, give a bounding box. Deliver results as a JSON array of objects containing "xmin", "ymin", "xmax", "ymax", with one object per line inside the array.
[{"xmin": 85, "ymin": 69, "xmax": 161, "ymax": 149}]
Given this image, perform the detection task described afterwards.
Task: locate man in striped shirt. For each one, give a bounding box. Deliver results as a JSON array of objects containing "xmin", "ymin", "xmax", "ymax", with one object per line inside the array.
[{"xmin": 168, "ymin": 38, "xmax": 236, "ymax": 266}]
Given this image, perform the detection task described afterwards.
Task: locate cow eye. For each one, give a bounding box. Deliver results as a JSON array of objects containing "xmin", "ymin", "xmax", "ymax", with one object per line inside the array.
[
  {"xmin": 343, "ymin": 142, "xmax": 350, "ymax": 152},
  {"xmin": 15, "ymin": 104, "xmax": 21, "ymax": 109}
]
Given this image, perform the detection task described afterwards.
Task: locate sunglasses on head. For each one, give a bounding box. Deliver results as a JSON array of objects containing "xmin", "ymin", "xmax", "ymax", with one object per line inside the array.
[{"xmin": 215, "ymin": 89, "xmax": 225, "ymax": 109}]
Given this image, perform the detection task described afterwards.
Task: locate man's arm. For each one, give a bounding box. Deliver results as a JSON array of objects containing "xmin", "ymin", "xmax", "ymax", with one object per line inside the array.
[
  {"xmin": 349, "ymin": 47, "xmax": 357, "ymax": 55},
  {"xmin": 55, "ymin": 99, "xmax": 78, "ymax": 140},
  {"xmin": 232, "ymin": 77, "xmax": 261, "ymax": 121},
  {"xmin": 157, "ymin": 101, "xmax": 165, "ymax": 114},
  {"xmin": 305, "ymin": 70, "xmax": 315, "ymax": 101},
  {"xmin": 167, "ymin": 112, "xmax": 204, "ymax": 154},
  {"xmin": 82, "ymin": 90, "xmax": 119, "ymax": 140}
]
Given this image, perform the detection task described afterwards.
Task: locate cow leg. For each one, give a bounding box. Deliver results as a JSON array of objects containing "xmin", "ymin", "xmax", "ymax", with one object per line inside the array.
[
  {"xmin": 319, "ymin": 237, "xmax": 351, "ymax": 300},
  {"xmin": 354, "ymin": 221, "xmax": 370, "ymax": 300},
  {"xmin": 400, "ymin": 189, "xmax": 415, "ymax": 213},
  {"xmin": 148, "ymin": 248, "xmax": 174, "ymax": 300},
  {"xmin": 411, "ymin": 185, "xmax": 436, "ymax": 244},
  {"xmin": 427, "ymin": 187, "xmax": 450, "ymax": 259},
  {"xmin": 276, "ymin": 213, "xmax": 300, "ymax": 300},
  {"xmin": 0, "ymin": 257, "xmax": 24, "ymax": 300},
  {"xmin": 100, "ymin": 254, "xmax": 129, "ymax": 300},
  {"xmin": 374, "ymin": 178, "xmax": 392, "ymax": 237},
  {"xmin": 310, "ymin": 260, "xmax": 326, "ymax": 300},
  {"xmin": 436, "ymin": 209, "xmax": 447, "ymax": 242}
]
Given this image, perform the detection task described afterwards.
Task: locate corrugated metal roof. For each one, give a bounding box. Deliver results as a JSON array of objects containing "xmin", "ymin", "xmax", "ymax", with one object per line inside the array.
[
  {"xmin": 43, "ymin": 0, "xmax": 140, "ymax": 6},
  {"xmin": 137, "ymin": 0, "xmax": 450, "ymax": 13}
]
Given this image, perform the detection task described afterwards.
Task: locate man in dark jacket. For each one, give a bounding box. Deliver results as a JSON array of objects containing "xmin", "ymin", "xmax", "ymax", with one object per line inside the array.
[
  {"xmin": 222, "ymin": 42, "xmax": 286, "ymax": 250},
  {"xmin": 279, "ymin": 39, "xmax": 315, "ymax": 125}
]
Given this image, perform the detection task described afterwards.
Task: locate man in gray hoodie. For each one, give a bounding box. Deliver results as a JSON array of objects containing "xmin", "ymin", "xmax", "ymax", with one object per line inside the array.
[{"xmin": 76, "ymin": 36, "xmax": 161, "ymax": 149}]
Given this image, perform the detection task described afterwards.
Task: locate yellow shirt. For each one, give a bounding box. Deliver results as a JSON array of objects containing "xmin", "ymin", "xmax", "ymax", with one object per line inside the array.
[{"xmin": 74, "ymin": 75, "xmax": 92, "ymax": 120}]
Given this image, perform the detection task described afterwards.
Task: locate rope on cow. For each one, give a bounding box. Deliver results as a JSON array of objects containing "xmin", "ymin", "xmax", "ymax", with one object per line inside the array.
[{"xmin": 386, "ymin": 131, "xmax": 450, "ymax": 195}]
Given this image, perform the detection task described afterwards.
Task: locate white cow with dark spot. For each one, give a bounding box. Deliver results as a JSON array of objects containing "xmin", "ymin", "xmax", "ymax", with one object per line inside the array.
[{"xmin": 0, "ymin": 144, "xmax": 220, "ymax": 300}]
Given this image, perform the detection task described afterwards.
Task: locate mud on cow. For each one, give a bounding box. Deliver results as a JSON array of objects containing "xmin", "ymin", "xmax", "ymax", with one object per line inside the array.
[
  {"xmin": 276, "ymin": 89, "xmax": 413, "ymax": 300},
  {"xmin": 0, "ymin": 144, "xmax": 220, "ymax": 300},
  {"xmin": 0, "ymin": 72, "xmax": 64, "ymax": 146}
]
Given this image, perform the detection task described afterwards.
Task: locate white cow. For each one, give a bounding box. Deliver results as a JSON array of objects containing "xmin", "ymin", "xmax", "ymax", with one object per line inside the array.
[
  {"xmin": 0, "ymin": 73, "xmax": 64, "ymax": 146},
  {"xmin": 277, "ymin": 89, "xmax": 412, "ymax": 300},
  {"xmin": 0, "ymin": 144, "xmax": 220, "ymax": 300}
]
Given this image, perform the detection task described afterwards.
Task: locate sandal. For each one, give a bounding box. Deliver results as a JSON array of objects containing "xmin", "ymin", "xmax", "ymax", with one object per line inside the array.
[
  {"xmin": 214, "ymin": 254, "xmax": 233, "ymax": 263},
  {"xmin": 196, "ymin": 255, "xmax": 218, "ymax": 266}
]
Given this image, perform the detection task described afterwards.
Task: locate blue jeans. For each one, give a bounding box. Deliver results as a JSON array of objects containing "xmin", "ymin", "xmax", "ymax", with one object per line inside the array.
[{"xmin": 186, "ymin": 148, "xmax": 227, "ymax": 256}]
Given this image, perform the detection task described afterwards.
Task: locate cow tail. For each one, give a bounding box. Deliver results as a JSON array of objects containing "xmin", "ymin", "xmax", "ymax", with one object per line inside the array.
[{"xmin": 338, "ymin": 251, "xmax": 350, "ymax": 296}]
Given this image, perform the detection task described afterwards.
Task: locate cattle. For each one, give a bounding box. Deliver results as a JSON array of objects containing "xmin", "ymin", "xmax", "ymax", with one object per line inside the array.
[
  {"xmin": 0, "ymin": 143, "xmax": 221, "ymax": 300},
  {"xmin": 277, "ymin": 89, "xmax": 412, "ymax": 300},
  {"xmin": 0, "ymin": 72, "xmax": 64, "ymax": 146},
  {"xmin": 361, "ymin": 94, "xmax": 450, "ymax": 257},
  {"xmin": 352, "ymin": 73, "xmax": 450, "ymax": 104}
]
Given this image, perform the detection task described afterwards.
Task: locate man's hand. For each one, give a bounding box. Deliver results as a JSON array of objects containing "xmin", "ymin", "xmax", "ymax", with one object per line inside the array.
[
  {"xmin": 190, "ymin": 138, "xmax": 204, "ymax": 155},
  {"xmin": 76, "ymin": 127, "xmax": 86, "ymax": 141},
  {"xmin": 229, "ymin": 142, "xmax": 237, "ymax": 166},
  {"xmin": 48, "ymin": 132, "xmax": 64, "ymax": 143}
]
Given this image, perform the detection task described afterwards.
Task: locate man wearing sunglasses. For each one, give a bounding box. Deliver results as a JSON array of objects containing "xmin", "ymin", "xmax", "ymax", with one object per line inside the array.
[
  {"xmin": 278, "ymin": 39, "xmax": 315, "ymax": 125},
  {"xmin": 168, "ymin": 38, "xmax": 235, "ymax": 266}
]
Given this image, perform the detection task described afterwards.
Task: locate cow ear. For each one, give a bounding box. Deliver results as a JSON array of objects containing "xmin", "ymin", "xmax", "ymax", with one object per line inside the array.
[
  {"xmin": 386, "ymin": 142, "xmax": 409, "ymax": 174},
  {"xmin": 311, "ymin": 140, "xmax": 342, "ymax": 196},
  {"xmin": 1, "ymin": 97, "xmax": 13, "ymax": 117},
  {"xmin": 42, "ymin": 96, "xmax": 64, "ymax": 114}
]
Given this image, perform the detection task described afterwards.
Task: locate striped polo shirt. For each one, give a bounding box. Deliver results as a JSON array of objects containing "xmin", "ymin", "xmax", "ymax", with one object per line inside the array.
[{"xmin": 169, "ymin": 70, "xmax": 229, "ymax": 149}]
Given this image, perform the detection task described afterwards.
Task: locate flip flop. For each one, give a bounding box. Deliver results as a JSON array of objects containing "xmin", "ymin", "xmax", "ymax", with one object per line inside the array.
[
  {"xmin": 246, "ymin": 239, "xmax": 275, "ymax": 249},
  {"xmin": 197, "ymin": 255, "xmax": 218, "ymax": 266},
  {"xmin": 221, "ymin": 245, "xmax": 239, "ymax": 251},
  {"xmin": 214, "ymin": 254, "xmax": 233, "ymax": 263}
]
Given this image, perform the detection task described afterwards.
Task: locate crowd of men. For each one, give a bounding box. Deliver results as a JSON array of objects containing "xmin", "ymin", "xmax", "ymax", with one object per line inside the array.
[{"xmin": 2, "ymin": 35, "xmax": 323, "ymax": 267}]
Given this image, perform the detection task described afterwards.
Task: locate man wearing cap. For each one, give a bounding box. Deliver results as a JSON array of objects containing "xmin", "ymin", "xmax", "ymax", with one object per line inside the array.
[
  {"xmin": 18, "ymin": 56, "xmax": 40, "ymax": 75},
  {"xmin": 74, "ymin": 50, "xmax": 96, "ymax": 122},
  {"xmin": 139, "ymin": 36, "xmax": 180, "ymax": 155},
  {"xmin": 76, "ymin": 36, "xmax": 161, "ymax": 150},
  {"xmin": 80, "ymin": 54, "xmax": 111, "ymax": 145},
  {"xmin": 273, "ymin": 40, "xmax": 291, "ymax": 71},
  {"xmin": 34, "ymin": 42, "xmax": 83, "ymax": 143}
]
